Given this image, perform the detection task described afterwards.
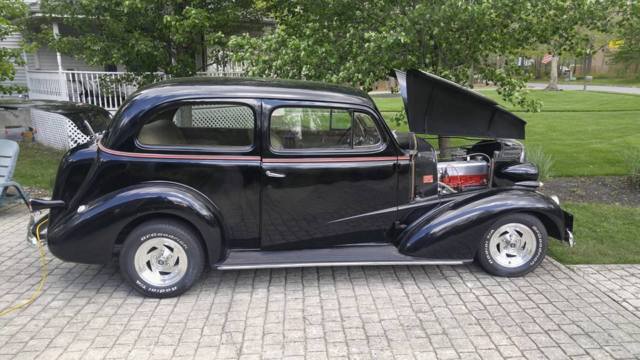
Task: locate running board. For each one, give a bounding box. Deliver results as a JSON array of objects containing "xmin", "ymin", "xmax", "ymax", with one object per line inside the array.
[{"xmin": 215, "ymin": 244, "xmax": 471, "ymax": 270}]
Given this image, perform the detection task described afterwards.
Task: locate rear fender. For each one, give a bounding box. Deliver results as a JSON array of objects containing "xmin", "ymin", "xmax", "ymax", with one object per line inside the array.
[
  {"xmin": 47, "ymin": 181, "xmax": 225, "ymax": 265},
  {"xmin": 397, "ymin": 189, "xmax": 569, "ymax": 259}
]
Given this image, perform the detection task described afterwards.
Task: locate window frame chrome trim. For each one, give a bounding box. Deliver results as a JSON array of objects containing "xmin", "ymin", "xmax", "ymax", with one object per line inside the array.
[
  {"xmin": 267, "ymin": 104, "xmax": 388, "ymax": 156},
  {"xmin": 134, "ymin": 99, "xmax": 259, "ymax": 154}
]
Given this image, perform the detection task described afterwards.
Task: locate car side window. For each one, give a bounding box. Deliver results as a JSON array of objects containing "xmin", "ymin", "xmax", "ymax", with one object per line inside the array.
[
  {"xmin": 353, "ymin": 112, "xmax": 382, "ymax": 148},
  {"xmin": 138, "ymin": 103, "xmax": 255, "ymax": 148},
  {"xmin": 270, "ymin": 107, "xmax": 382, "ymax": 151}
]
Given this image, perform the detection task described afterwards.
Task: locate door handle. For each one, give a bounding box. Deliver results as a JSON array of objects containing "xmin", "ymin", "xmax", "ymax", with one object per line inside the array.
[{"xmin": 265, "ymin": 170, "xmax": 286, "ymax": 178}]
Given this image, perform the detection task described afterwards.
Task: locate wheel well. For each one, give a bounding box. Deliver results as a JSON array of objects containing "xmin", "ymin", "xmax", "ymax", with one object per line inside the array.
[
  {"xmin": 524, "ymin": 211, "xmax": 563, "ymax": 240},
  {"xmin": 472, "ymin": 211, "xmax": 563, "ymax": 260},
  {"xmin": 113, "ymin": 213, "xmax": 210, "ymax": 265}
]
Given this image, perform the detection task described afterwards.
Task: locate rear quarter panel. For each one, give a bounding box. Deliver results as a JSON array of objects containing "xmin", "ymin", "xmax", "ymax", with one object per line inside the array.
[{"xmin": 47, "ymin": 182, "xmax": 225, "ymax": 264}]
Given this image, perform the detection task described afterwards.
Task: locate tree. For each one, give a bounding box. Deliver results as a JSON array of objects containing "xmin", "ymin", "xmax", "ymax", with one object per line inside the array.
[
  {"xmin": 546, "ymin": 55, "xmax": 560, "ymax": 91},
  {"xmin": 30, "ymin": 0, "xmax": 261, "ymax": 77},
  {"xmin": 0, "ymin": 0, "xmax": 29, "ymax": 94},
  {"xmin": 611, "ymin": 2, "xmax": 640, "ymax": 73},
  {"xmin": 231, "ymin": 1, "xmax": 546, "ymax": 111},
  {"xmin": 231, "ymin": 0, "xmax": 627, "ymax": 101}
]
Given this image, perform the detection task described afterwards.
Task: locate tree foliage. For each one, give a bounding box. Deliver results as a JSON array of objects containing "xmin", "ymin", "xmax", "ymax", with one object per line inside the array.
[
  {"xmin": 0, "ymin": 0, "xmax": 29, "ymax": 94},
  {"xmin": 33, "ymin": 0, "xmax": 260, "ymax": 76},
  {"xmin": 612, "ymin": 2, "xmax": 640, "ymax": 70},
  {"xmin": 230, "ymin": 0, "xmax": 625, "ymax": 111},
  {"xmin": 26, "ymin": 0, "xmax": 631, "ymax": 110},
  {"xmin": 535, "ymin": 1, "xmax": 622, "ymax": 56}
]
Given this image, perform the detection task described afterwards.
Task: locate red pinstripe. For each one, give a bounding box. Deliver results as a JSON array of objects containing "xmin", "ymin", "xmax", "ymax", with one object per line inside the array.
[
  {"xmin": 98, "ymin": 143, "xmax": 260, "ymax": 161},
  {"xmin": 263, "ymin": 156, "xmax": 399, "ymax": 163},
  {"xmin": 99, "ymin": 143, "xmax": 409, "ymax": 163}
]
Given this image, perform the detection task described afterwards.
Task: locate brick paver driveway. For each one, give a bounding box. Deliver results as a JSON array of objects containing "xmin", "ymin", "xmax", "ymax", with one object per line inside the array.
[{"xmin": 1, "ymin": 204, "xmax": 640, "ymax": 360}]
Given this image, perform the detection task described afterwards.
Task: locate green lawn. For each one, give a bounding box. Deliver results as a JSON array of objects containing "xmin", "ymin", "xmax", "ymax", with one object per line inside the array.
[
  {"xmin": 524, "ymin": 111, "xmax": 639, "ymax": 176},
  {"xmin": 14, "ymin": 142, "xmax": 65, "ymax": 190},
  {"xmin": 375, "ymin": 90, "xmax": 640, "ymax": 113},
  {"xmin": 374, "ymin": 90, "xmax": 640, "ymax": 176},
  {"xmin": 549, "ymin": 203, "xmax": 640, "ymax": 264}
]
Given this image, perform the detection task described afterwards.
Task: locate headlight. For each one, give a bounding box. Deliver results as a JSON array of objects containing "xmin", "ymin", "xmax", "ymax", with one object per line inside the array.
[{"xmin": 550, "ymin": 195, "xmax": 560, "ymax": 205}]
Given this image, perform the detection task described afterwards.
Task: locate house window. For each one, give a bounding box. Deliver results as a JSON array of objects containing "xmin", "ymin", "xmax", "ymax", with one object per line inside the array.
[
  {"xmin": 138, "ymin": 103, "xmax": 255, "ymax": 148},
  {"xmin": 270, "ymin": 107, "xmax": 382, "ymax": 151}
]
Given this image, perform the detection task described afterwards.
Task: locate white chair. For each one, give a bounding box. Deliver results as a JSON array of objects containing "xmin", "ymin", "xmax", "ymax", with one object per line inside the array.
[{"xmin": 0, "ymin": 139, "xmax": 28, "ymax": 206}]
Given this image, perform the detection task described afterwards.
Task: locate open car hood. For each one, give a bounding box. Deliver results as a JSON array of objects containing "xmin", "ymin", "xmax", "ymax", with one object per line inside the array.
[{"xmin": 395, "ymin": 69, "xmax": 526, "ymax": 139}]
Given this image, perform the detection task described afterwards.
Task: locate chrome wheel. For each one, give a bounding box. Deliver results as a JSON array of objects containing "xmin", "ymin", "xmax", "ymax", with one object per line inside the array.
[
  {"xmin": 488, "ymin": 223, "xmax": 537, "ymax": 268},
  {"xmin": 134, "ymin": 237, "xmax": 188, "ymax": 287}
]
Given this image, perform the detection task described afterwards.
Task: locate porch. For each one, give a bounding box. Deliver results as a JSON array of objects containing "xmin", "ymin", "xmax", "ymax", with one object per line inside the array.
[{"xmin": 26, "ymin": 64, "xmax": 246, "ymax": 113}]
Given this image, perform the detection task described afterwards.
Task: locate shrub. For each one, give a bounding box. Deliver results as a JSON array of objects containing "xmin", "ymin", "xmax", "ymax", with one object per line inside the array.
[
  {"xmin": 526, "ymin": 146, "xmax": 554, "ymax": 181},
  {"xmin": 624, "ymin": 149, "xmax": 640, "ymax": 189}
]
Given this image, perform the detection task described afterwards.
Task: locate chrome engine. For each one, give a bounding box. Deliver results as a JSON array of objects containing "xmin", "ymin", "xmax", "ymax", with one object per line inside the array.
[
  {"xmin": 437, "ymin": 157, "xmax": 490, "ymax": 192},
  {"xmin": 407, "ymin": 136, "xmax": 535, "ymax": 198}
]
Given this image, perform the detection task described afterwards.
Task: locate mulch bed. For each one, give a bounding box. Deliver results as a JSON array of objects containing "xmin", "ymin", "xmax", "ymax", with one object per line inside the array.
[{"xmin": 543, "ymin": 176, "xmax": 640, "ymax": 207}]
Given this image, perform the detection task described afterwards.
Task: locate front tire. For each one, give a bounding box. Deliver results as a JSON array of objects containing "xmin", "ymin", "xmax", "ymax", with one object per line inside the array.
[
  {"xmin": 477, "ymin": 213, "xmax": 547, "ymax": 277},
  {"xmin": 119, "ymin": 219, "xmax": 205, "ymax": 298}
]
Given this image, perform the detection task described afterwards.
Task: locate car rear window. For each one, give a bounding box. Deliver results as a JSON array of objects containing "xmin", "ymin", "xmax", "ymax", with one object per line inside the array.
[
  {"xmin": 270, "ymin": 107, "xmax": 382, "ymax": 151},
  {"xmin": 138, "ymin": 103, "xmax": 255, "ymax": 148}
]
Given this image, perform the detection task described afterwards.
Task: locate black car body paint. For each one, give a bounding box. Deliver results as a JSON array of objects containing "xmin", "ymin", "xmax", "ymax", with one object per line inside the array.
[{"xmin": 28, "ymin": 73, "xmax": 574, "ymax": 269}]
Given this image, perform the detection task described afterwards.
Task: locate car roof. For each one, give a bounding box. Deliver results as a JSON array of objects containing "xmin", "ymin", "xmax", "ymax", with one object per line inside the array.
[
  {"xmin": 135, "ymin": 77, "xmax": 376, "ymax": 108},
  {"xmin": 104, "ymin": 77, "xmax": 378, "ymax": 150}
]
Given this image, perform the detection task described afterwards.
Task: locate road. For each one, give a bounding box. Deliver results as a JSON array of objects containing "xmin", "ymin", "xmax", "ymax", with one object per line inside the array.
[
  {"xmin": 371, "ymin": 83, "xmax": 640, "ymax": 97},
  {"xmin": 528, "ymin": 83, "xmax": 640, "ymax": 95}
]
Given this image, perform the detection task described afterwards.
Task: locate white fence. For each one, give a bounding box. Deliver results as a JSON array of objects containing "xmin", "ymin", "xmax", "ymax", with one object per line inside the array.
[
  {"xmin": 27, "ymin": 70, "xmax": 168, "ymax": 113},
  {"xmin": 199, "ymin": 62, "xmax": 247, "ymax": 77},
  {"xmin": 27, "ymin": 63, "xmax": 246, "ymax": 113}
]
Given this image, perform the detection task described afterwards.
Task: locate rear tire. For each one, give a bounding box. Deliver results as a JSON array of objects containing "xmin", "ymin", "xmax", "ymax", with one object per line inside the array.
[
  {"xmin": 119, "ymin": 219, "xmax": 205, "ymax": 298},
  {"xmin": 477, "ymin": 213, "xmax": 547, "ymax": 277}
]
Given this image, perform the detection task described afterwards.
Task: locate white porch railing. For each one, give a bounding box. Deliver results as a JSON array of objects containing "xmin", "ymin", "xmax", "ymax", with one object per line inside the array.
[
  {"xmin": 27, "ymin": 63, "xmax": 246, "ymax": 113},
  {"xmin": 198, "ymin": 62, "xmax": 247, "ymax": 78},
  {"xmin": 26, "ymin": 70, "xmax": 68, "ymax": 101},
  {"xmin": 27, "ymin": 70, "xmax": 165, "ymax": 112}
]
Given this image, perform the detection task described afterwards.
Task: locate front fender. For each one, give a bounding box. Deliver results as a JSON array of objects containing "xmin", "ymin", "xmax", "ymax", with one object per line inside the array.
[
  {"xmin": 397, "ymin": 188, "xmax": 570, "ymax": 260},
  {"xmin": 47, "ymin": 181, "xmax": 224, "ymax": 264}
]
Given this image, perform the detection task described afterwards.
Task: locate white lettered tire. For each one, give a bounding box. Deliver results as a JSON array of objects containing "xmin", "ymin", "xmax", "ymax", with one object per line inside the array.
[
  {"xmin": 119, "ymin": 219, "xmax": 205, "ymax": 298},
  {"xmin": 477, "ymin": 213, "xmax": 547, "ymax": 277}
]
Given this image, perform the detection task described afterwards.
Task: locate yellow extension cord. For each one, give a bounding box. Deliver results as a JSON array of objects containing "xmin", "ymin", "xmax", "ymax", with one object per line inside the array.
[{"xmin": 0, "ymin": 218, "xmax": 48, "ymax": 317}]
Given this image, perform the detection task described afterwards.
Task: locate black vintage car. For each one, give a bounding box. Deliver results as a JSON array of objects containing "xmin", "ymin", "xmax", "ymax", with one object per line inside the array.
[{"xmin": 25, "ymin": 69, "xmax": 574, "ymax": 298}]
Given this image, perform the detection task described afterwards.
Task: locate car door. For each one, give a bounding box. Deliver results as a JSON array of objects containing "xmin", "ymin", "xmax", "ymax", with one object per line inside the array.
[
  {"xmin": 123, "ymin": 99, "xmax": 263, "ymax": 249},
  {"xmin": 260, "ymin": 100, "xmax": 399, "ymax": 250}
]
